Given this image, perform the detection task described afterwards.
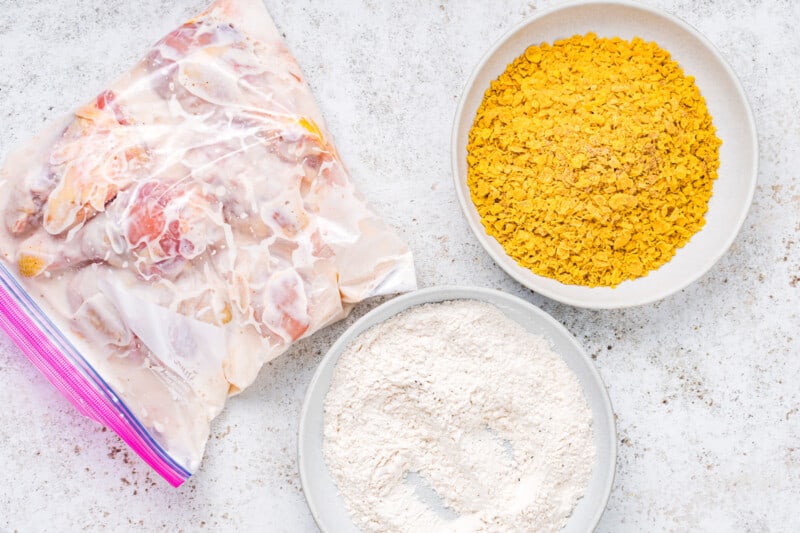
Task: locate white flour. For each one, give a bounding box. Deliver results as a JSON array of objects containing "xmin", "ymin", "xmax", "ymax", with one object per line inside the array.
[{"xmin": 323, "ymin": 300, "xmax": 596, "ymax": 532}]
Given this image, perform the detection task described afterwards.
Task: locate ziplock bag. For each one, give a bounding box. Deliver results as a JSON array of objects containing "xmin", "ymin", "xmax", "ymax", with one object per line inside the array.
[{"xmin": 0, "ymin": 0, "xmax": 415, "ymax": 486}]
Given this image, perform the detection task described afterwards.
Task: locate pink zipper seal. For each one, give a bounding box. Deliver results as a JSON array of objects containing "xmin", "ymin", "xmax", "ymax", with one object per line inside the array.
[{"xmin": 0, "ymin": 266, "xmax": 190, "ymax": 487}]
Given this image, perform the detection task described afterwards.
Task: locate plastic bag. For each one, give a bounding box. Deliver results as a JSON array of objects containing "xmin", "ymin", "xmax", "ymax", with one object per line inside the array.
[{"xmin": 0, "ymin": 0, "xmax": 415, "ymax": 486}]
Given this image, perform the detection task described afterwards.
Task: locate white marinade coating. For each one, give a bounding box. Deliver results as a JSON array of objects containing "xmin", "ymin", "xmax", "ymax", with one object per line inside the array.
[{"xmin": 0, "ymin": 0, "xmax": 415, "ymax": 471}]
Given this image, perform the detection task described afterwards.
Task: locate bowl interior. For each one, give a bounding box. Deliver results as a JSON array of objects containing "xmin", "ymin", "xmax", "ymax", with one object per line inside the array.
[
  {"xmin": 452, "ymin": 0, "xmax": 758, "ymax": 308},
  {"xmin": 298, "ymin": 287, "xmax": 617, "ymax": 533}
]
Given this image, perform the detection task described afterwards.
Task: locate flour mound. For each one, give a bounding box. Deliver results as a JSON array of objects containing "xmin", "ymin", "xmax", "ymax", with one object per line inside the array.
[{"xmin": 323, "ymin": 299, "xmax": 595, "ymax": 532}]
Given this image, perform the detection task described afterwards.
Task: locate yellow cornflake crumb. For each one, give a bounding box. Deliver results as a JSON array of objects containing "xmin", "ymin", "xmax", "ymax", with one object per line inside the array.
[
  {"xmin": 18, "ymin": 255, "xmax": 46, "ymax": 278},
  {"xmin": 467, "ymin": 33, "xmax": 721, "ymax": 287}
]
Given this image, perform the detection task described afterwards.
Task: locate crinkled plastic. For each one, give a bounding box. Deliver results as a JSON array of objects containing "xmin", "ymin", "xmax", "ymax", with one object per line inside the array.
[{"xmin": 0, "ymin": 0, "xmax": 415, "ymax": 486}]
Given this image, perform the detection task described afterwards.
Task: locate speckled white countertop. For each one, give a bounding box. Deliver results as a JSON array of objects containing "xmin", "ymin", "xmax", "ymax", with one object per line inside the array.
[{"xmin": 0, "ymin": 0, "xmax": 798, "ymax": 531}]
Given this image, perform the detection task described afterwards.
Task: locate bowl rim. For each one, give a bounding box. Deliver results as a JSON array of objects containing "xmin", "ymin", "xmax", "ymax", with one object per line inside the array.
[
  {"xmin": 298, "ymin": 285, "xmax": 618, "ymax": 532},
  {"xmin": 450, "ymin": 0, "xmax": 759, "ymax": 309}
]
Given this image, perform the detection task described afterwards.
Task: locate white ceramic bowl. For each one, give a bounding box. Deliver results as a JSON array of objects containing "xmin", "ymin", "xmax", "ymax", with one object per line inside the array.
[
  {"xmin": 452, "ymin": 0, "xmax": 758, "ymax": 309},
  {"xmin": 298, "ymin": 286, "xmax": 616, "ymax": 532}
]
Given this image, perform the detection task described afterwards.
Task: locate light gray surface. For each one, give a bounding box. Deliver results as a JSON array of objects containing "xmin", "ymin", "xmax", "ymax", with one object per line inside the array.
[{"xmin": 0, "ymin": 0, "xmax": 797, "ymax": 531}]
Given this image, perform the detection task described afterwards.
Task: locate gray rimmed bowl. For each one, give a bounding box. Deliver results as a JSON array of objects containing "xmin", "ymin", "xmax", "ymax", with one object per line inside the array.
[
  {"xmin": 452, "ymin": 0, "xmax": 758, "ymax": 308},
  {"xmin": 298, "ymin": 286, "xmax": 617, "ymax": 532}
]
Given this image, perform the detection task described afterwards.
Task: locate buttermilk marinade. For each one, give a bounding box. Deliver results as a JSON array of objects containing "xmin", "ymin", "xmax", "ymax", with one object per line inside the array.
[{"xmin": 0, "ymin": 0, "xmax": 414, "ymax": 471}]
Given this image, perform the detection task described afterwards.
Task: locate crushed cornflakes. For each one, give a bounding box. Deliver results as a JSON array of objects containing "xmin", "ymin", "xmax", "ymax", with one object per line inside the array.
[{"xmin": 467, "ymin": 33, "xmax": 721, "ymax": 287}]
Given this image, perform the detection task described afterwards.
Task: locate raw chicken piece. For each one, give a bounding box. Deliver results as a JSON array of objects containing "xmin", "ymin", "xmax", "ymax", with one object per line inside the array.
[
  {"xmin": 5, "ymin": 95, "xmax": 147, "ymax": 239},
  {"xmin": 0, "ymin": 0, "xmax": 415, "ymax": 478}
]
